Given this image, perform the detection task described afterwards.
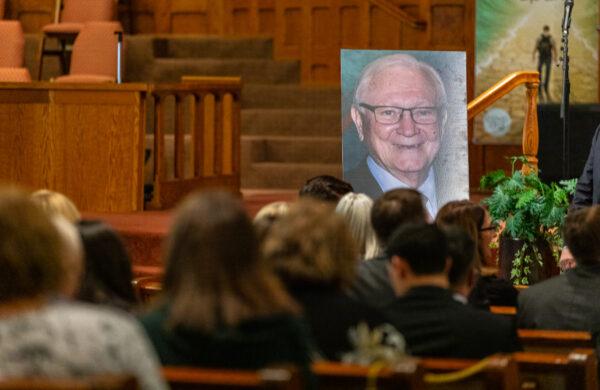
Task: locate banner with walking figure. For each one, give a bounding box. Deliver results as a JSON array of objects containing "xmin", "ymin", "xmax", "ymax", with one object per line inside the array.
[{"xmin": 475, "ymin": 0, "xmax": 598, "ymax": 145}]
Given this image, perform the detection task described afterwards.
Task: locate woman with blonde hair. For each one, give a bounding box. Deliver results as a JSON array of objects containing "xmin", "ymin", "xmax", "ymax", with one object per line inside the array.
[
  {"xmin": 141, "ymin": 191, "xmax": 314, "ymax": 378},
  {"xmin": 335, "ymin": 193, "xmax": 380, "ymax": 259},
  {"xmin": 0, "ymin": 189, "xmax": 166, "ymax": 390},
  {"xmin": 262, "ymin": 200, "xmax": 389, "ymax": 360},
  {"xmin": 31, "ymin": 189, "xmax": 81, "ymax": 223},
  {"xmin": 253, "ymin": 201, "xmax": 289, "ymax": 245}
]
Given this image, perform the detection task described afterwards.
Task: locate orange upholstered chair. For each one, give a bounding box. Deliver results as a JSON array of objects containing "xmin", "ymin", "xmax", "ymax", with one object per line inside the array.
[
  {"xmin": 55, "ymin": 22, "xmax": 123, "ymax": 83},
  {"xmin": 0, "ymin": 21, "xmax": 31, "ymax": 82},
  {"xmin": 43, "ymin": 0, "xmax": 116, "ymax": 35},
  {"xmin": 39, "ymin": 0, "xmax": 116, "ymax": 79}
]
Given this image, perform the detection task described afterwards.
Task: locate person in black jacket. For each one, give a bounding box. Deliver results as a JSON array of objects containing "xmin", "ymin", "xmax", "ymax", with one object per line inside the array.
[
  {"xmin": 348, "ymin": 188, "xmax": 428, "ymax": 309},
  {"xmin": 383, "ymin": 223, "xmax": 519, "ymax": 359},
  {"xmin": 572, "ymin": 125, "xmax": 600, "ymax": 208}
]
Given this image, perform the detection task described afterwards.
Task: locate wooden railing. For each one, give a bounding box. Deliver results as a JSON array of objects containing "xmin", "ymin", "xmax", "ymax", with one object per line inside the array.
[
  {"xmin": 468, "ymin": 71, "xmax": 540, "ymax": 172},
  {"xmin": 148, "ymin": 77, "xmax": 241, "ymax": 209}
]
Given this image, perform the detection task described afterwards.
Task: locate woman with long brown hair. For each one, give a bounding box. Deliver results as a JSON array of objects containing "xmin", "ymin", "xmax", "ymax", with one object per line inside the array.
[{"xmin": 140, "ymin": 191, "xmax": 314, "ymax": 377}]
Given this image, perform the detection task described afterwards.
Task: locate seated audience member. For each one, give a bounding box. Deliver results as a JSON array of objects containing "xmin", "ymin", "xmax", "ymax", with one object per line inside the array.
[
  {"xmin": 383, "ymin": 223, "xmax": 519, "ymax": 358},
  {"xmin": 348, "ymin": 189, "xmax": 428, "ymax": 308},
  {"xmin": 335, "ymin": 192, "xmax": 380, "ymax": 259},
  {"xmin": 0, "ymin": 190, "xmax": 166, "ymax": 390},
  {"xmin": 443, "ymin": 226, "xmax": 476, "ymax": 303},
  {"xmin": 76, "ymin": 220, "xmax": 138, "ymax": 311},
  {"xmin": 140, "ymin": 192, "xmax": 314, "ymax": 379},
  {"xmin": 253, "ymin": 201, "xmax": 290, "ymax": 245},
  {"xmin": 435, "ymin": 200, "xmax": 518, "ymax": 308},
  {"xmin": 518, "ymin": 206, "xmax": 600, "ymax": 331},
  {"xmin": 31, "ymin": 189, "xmax": 81, "ymax": 223},
  {"xmin": 299, "ymin": 175, "xmax": 353, "ymax": 203},
  {"xmin": 262, "ymin": 200, "xmax": 391, "ymax": 360}
]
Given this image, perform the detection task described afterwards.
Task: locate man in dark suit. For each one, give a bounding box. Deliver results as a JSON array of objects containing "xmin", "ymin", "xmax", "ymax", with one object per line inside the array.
[
  {"xmin": 347, "ymin": 188, "xmax": 428, "ymax": 309},
  {"xmin": 518, "ymin": 206, "xmax": 600, "ymax": 332},
  {"xmin": 572, "ymin": 126, "xmax": 600, "ymax": 208},
  {"xmin": 383, "ymin": 223, "xmax": 519, "ymax": 358}
]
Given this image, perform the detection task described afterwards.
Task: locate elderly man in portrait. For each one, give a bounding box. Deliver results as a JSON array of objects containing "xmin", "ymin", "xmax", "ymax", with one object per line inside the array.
[{"xmin": 344, "ymin": 53, "xmax": 462, "ymax": 217}]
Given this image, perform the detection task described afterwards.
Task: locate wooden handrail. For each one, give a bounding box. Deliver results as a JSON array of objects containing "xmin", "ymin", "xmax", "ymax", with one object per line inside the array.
[
  {"xmin": 367, "ymin": 0, "xmax": 426, "ymax": 30},
  {"xmin": 468, "ymin": 71, "xmax": 540, "ymax": 172},
  {"xmin": 468, "ymin": 72, "xmax": 539, "ymax": 120}
]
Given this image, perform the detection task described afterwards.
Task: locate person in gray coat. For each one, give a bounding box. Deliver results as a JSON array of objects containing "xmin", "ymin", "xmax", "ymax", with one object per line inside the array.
[{"xmin": 518, "ymin": 206, "xmax": 600, "ymax": 334}]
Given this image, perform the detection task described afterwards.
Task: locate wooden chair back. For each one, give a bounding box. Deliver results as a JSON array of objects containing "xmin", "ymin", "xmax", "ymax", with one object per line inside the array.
[
  {"xmin": 514, "ymin": 349, "xmax": 598, "ymax": 390},
  {"xmin": 162, "ymin": 366, "xmax": 301, "ymax": 390},
  {"xmin": 0, "ymin": 374, "xmax": 137, "ymax": 390},
  {"xmin": 419, "ymin": 354, "xmax": 519, "ymax": 390},
  {"xmin": 517, "ymin": 329, "xmax": 594, "ymax": 353},
  {"xmin": 312, "ymin": 360, "xmax": 423, "ymax": 390}
]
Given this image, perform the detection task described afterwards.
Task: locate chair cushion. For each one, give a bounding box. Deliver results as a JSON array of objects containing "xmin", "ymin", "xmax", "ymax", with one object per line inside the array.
[
  {"xmin": 42, "ymin": 23, "xmax": 85, "ymax": 34},
  {"xmin": 0, "ymin": 67, "xmax": 31, "ymax": 82},
  {"xmin": 54, "ymin": 74, "xmax": 115, "ymax": 83}
]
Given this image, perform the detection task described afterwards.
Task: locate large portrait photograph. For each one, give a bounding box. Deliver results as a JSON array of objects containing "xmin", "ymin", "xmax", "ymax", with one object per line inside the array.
[{"xmin": 341, "ymin": 50, "xmax": 469, "ymax": 216}]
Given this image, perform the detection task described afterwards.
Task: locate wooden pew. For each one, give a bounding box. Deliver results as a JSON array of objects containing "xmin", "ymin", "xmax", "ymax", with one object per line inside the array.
[
  {"xmin": 490, "ymin": 306, "xmax": 517, "ymax": 317},
  {"xmin": 312, "ymin": 360, "xmax": 423, "ymax": 390},
  {"xmin": 132, "ymin": 275, "xmax": 162, "ymax": 303},
  {"xmin": 518, "ymin": 329, "xmax": 594, "ymax": 353},
  {"xmin": 0, "ymin": 375, "xmax": 137, "ymax": 390},
  {"xmin": 514, "ymin": 349, "xmax": 598, "ymax": 390},
  {"xmin": 420, "ymin": 354, "xmax": 519, "ymax": 390},
  {"xmin": 162, "ymin": 366, "xmax": 301, "ymax": 390},
  {"xmin": 421, "ymin": 350, "xmax": 598, "ymax": 390}
]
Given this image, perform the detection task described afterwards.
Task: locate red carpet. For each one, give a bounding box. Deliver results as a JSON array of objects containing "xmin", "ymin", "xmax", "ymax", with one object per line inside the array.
[{"xmin": 83, "ymin": 190, "xmax": 298, "ymax": 276}]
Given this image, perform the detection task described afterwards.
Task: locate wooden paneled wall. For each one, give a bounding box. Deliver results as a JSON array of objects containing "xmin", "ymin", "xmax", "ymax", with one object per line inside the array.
[{"xmin": 5, "ymin": 0, "xmax": 532, "ymax": 188}]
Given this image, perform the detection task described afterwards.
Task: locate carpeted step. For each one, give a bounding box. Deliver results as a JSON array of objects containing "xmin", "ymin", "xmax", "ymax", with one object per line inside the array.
[
  {"xmin": 242, "ymin": 84, "xmax": 340, "ymax": 109},
  {"xmin": 153, "ymin": 36, "xmax": 273, "ymax": 59},
  {"xmin": 242, "ymin": 162, "xmax": 342, "ymax": 189},
  {"xmin": 151, "ymin": 58, "xmax": 300, "ymax": 83},
  {"xmin": 242, "ymin": 109, "xmax": 341, "ymax": 136},
  {"xmin": 242, "ymin": 136, "xmax": 341, "ymax": 164}
]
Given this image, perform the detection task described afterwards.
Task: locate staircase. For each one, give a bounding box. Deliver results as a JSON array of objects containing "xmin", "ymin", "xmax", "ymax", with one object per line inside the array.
[{"xmin": 125, "ymin": 35, "xmax": 342, "ymax": 190}]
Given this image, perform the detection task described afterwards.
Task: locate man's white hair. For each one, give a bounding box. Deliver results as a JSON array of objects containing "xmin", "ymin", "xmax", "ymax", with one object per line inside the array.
[{"xmin": 353, "ymin": 53, "xmax": 448, "ymax": 109}]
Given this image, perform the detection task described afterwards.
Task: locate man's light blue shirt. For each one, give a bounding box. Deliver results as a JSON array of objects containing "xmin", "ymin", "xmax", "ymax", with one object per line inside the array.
[{"xmin": 367, "ymin": 155, "xmax": 438, "ymax": 217}]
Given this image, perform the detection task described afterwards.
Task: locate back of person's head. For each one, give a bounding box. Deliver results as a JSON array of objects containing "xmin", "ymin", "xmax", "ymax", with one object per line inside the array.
[
  {"xmin": 371, "ymin": 188, "xmax": 427, "ymax": 247},
  {"xmin": 563, "ymin": 206, "xmax": 600, "ymax": 266},
  {"xmin": 76, "ymin": 220, "xmax": 137, "ymax": 310},
  {"xmin": 0, "ymin": 189, "xmax": 63, "ymax": 301},
  {"xmin": 164, "ymin": 191, "xmax": 297, "ymax": 330},
  {"xmin": 253, "ymin": 201, "xmax": 290, "ymax": 245},
  {"xmin": 435, "ymin": 200, "xmax": 485, "ymax": 268},
  {"xmin": 335, "ymin": 192, "xmax": 379, "ymax": 259},
  {"xmin": 299, "ymin": 175, "xmax": 353, "ymax": 203},
  {"xmin": 387, "ymin": 223, "xmax": 448, "ymax": 275},
  {"xmin": 443, "ymin": 226, "xmax": 476, "ymax": 287},
  {"xmin": 31, "ymin": 189, "xmax": 81, "ymax": 223},
  {"xmin": 263, "ymin": 199, "xmax": 358, "ymax": 290}
]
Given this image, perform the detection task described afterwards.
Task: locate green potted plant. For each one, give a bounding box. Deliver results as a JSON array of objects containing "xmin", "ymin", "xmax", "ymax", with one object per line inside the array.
[{"xmin": 480, "ymin": 156, "xmax": 577, "ymax": 285}]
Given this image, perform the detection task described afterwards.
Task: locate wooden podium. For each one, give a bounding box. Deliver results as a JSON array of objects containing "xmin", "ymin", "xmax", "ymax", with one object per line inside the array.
[{"xmin": 0, "ymin": 80, "xmax": 241, "ymax": 212}]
